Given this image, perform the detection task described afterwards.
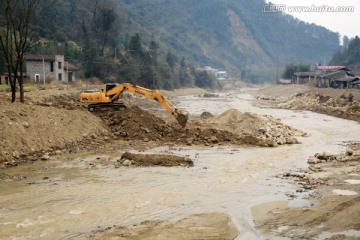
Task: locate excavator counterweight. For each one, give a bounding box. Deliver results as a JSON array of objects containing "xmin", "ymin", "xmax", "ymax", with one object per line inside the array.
[{"xmin": 80, "ymin": 83, "xmax": 189, "ymax": 127}]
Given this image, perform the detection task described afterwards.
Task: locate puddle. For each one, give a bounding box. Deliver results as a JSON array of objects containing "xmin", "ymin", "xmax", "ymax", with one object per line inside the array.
[{"xmin": 332, "ymin": 189, "xmax": 358, "ymax": 196}]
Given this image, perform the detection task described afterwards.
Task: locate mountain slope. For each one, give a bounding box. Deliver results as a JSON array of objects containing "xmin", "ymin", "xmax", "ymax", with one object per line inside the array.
[{"xmin": 117, "ymin": 0, "xmax": 340, "ymax": 76}]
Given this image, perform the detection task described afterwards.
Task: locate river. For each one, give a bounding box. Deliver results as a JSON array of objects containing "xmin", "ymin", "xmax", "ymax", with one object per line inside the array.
[{"xmin": 1, "ymin": 89, "xmax": 359, "ymax": 239}]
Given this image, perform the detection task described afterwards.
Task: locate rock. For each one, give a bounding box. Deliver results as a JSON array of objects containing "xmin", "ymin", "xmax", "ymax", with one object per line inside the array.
[
  {"xmin": 122, "ymin": 159, "xmax": 132, "ymax": 166},
  {"xmin": 308, "ymin": 157, "xmax": 319, "ymax": 164},
  {"xmin": 323, "ymin": 152, "xmax": 333, "ymax": 159},
  {"xmin": 200, "ymin": 112, "xmax": 214, "ymax": 119},
  {"xmin": 210, "ymin": 136, "xmax": 219, "ymax": 143},
  {"xmin": 346, "ymin": 147, "xmax": 354, "ymax": 156},
  {"xmin": 186, "ymin": 137, "xmax": 193, "ymax": 145},
  {"xmin": 54, "ymin": 150, "xmax": 62, "ymax": 155},
  {"xmin": 12, "ymin": 151, "xmax": 20, "ymax": 159},
  {"xmin": 203, "ymin": 93, "xmax": 219, "ymax": 98},
  {"xmin": 41, "ymin": 154, "xmax": 50, "ymax": 161},
  {"xmin": 22, "ymin": 121, "xmax": 30, "ymax": 128}
]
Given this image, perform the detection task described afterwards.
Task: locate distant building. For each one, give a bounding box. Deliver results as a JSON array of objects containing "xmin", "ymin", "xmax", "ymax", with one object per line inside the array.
[
  {"xmin": 25, "ymin": 54, "xmax": 77, "ymax": 83},
  {"xmin": 215, "ymin": 71, "xmax": 228, "ymax": 80},
  {"xmin": 204, "ymin": 66, "xmax": 228, "ymax": 80},
  {"xmin": 292, "ymin": 72, "xmax": 317, "ymax": 85},
  {"xmin": 292, "ymin": 66, "xmax": 360, "ymax": 89}
]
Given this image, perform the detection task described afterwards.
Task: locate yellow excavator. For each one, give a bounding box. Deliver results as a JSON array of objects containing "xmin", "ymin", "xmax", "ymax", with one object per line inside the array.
[{"xmin": 80, "ymin": 83, "xmax": 189, "ymax": 127}]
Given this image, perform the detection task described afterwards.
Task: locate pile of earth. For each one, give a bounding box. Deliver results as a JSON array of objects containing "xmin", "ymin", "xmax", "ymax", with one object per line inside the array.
[
  {"xmin": 117, "ymin": 152, "xmax": 194, "ymax": 167},
  {"xmin": 206, "ymin": 109, "xmax": 306, "ymax": 146},
  {"xmin": 279, "ymin": 93, "xmax": 360, "ymax": 122},
  {"xmin": 0, "ymin": 102, "xmax": 108, "ymax": 165},
  {"xmin": 95, "ymin": 106, "xmax": 268, "ymax": 147}
]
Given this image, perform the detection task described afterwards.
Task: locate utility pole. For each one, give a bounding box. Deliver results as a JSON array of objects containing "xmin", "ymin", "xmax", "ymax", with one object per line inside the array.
[{"xmin": 42, "ymin": 56, "xmax": 45, "ymax": 85}]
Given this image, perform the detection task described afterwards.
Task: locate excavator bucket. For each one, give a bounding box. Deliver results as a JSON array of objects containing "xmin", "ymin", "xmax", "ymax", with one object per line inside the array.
[{"xmin": 175, "ymin": 110, "xmax": 189, "ymax": 128}]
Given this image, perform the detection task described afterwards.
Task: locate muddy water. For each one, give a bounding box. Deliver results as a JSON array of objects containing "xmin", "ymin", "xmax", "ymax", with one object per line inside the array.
[{"xmin": 1, "ymin": 90, "xmax": 360, "ymax": 239}]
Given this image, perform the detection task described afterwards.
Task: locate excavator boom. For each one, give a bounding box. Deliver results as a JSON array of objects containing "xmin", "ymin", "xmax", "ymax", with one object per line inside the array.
[{"xmin": 80, "ymin": 83, "xmax": 189, "ymax": 127}]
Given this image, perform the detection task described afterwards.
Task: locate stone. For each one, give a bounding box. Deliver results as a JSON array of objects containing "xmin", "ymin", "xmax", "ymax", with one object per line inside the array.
[
  {"xmin": 41, "ymin": 154, "xmax": 50, "ymax": 161},
  {"xmin": 22, "ymin": 121, "xmax": 30, "ymax": 128},
  {"xmin": 12, "ymin": 151, "xmax": 20, "ymax": 159},
  {"xmin": 308, "ymin": 157, "xmax": 319, "ymax": 164},
  {"xmin": 346, "ymin": 147, "xmax": 354, "ymax": 156},
  {"xmin": 122, "ymin": 159, "xmax": 132, "ymax": 166},
  {"xmin": 210, "ymin": 136, "xmax": 219, "ymax": 143},
  {"xmin": 54, "ymin": 150, "xmax": 62, "ymax": 155}
]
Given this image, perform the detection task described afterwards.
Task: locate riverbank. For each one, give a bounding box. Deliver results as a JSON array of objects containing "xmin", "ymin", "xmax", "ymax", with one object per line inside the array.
[{"xmin": 255, "ymin": 84, "xmax": 360, "ymax": 122}]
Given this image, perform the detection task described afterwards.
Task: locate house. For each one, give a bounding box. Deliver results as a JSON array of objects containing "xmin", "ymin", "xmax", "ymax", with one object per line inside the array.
[
  {"xmin": 292, "ymin": 72, "xmax": 317, "ymax": 85},
  {"xmin": 215, "ymin": 71, "xmax": 228, "ymax": 80},
  {"xmin": 292, "ymin": 66, "xmax": 360, "ymax": 89},
  {"xmin": 0, "ymin": 73, "xmax": 28, "ymax": 85},
  {"xmin": 315, "ymin": 67, "xmax": 358, "ymax": 89},
  {"xmin": 25, "ymin": 54, "xmax": 77, "ymax": 83},
  {"xmin": 204, "ymin": 66, "xmax": 228, "ymax": 80}
]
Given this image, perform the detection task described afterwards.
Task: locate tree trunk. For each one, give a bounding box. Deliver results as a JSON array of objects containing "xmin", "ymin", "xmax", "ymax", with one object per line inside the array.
[
  {"xmin": 19, "ymin": 78, "xmax": 24, "ymax": 102},
  {"xmin": 10, "ymin": 78, "xmax": 16, "ymax": 103},
  {"xmin": 19, "ymin": 61, "xmax": 25, "ymax": 102}
]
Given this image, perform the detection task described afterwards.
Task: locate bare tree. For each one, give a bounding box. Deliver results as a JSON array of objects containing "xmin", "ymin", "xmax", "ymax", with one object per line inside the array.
[{"xmin": 0, "ymin": 0, "xmax": 39, "ymax": 102}]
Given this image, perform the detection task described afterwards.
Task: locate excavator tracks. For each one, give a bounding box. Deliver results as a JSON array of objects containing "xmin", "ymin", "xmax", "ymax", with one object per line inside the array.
[{"xmin": 87, "ymin": 102, "xmax": 127, "ymax": 112}]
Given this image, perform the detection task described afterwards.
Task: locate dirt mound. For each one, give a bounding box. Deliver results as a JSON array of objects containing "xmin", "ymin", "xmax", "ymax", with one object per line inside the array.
[
  {"xmin": 119, "ymin": 152, "xmax": 194, "ymax": 167},
  {"xmin": 96, "ymin": 106, "xmax": 170, "ymax": 140},
  {"xmin": 97, "ymin": 107, "xmax": 268, "ymax": 147},
  {"xmin": 210, "ymin": 109, "xmax": 306, "ymax": 146},
  {"xmin": 0, "ymin": 102, "xmax": 108, "ymax": 164},
  {"xmin": 214, "ymin": 110, "xmax": 262, "ymax": 135}
]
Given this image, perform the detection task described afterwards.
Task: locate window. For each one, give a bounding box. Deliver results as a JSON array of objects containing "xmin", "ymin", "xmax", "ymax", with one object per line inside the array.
[
  {"xmin": 50, "ymin": 61, "xmax": 54, "ymax": 72},
  {"xmin": 58, "ymin": 61, "xmax": 62, "ymax": 69},
  {"xmin": 5, "ymin": 77, "xmax": 8, "ymax": 85},
  {"xmin": 58, "ymin": 73, "xmax": 62, "ymax": 81}
]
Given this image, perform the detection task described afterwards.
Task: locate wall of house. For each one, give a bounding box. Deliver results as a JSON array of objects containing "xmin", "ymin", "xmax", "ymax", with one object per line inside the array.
[
  {"xmin": 26, "ymin": 55, "xmax": 67, "ymax": 83},
  {"xmin": 54, "ymin": 55, "xmax": 65, "ymax": 82}
]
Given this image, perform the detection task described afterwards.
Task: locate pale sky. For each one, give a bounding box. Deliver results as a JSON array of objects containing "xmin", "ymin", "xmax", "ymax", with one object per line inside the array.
[{"xmin": 266, "ymin": 0, "xmax": 360, "ymax": 40}]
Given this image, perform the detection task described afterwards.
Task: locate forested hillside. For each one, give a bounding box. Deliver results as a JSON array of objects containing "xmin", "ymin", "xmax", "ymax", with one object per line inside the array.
[
  {"xmin": 1, "ymin": 0, "xmax": 341, "ymax": 86},
  {"xmin": 329, "ymin": 36, "xmax": 360, "ymax": 68},
  {"xmin": 118, "ymin": 0, "xmax": 340, "ymax": 79}
]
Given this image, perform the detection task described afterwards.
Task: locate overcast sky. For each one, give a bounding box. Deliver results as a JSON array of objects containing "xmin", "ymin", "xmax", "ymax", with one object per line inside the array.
[{"xmin": 265, "ymin": 0, "xmax": 360, "ymax": 40}]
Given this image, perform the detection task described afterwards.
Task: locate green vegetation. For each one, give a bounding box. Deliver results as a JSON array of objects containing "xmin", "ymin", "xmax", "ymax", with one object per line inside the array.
[
  {"xmin": 329, "ymin": 36, "xmax": 360, "ymax": 67},
  {"xmin": 0, "ymin": 84, "xmax": 39, "ymax": 92}
]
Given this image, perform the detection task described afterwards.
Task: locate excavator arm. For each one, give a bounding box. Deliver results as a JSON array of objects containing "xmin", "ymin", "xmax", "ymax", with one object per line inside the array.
[{"xmin": 81, "ymin": 83, "xmax": 189, "ymax": 127}]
